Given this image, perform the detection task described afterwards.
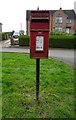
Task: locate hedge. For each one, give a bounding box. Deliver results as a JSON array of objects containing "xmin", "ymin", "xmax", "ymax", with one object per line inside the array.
[
  {"xmin": 49, "ymin": 35, "xmax": 76, "ymax": 49},
  {"xmin": 19, "ymin": 35, "xmax": 76, "ymax": 49},
  {"xmin": 0, "ymin": 32, "xmax": 12, "ymax": 41},
  {"xmin": 0, "ymin": 33, "xmax": 2, "ymax": 40},
  {"xmin": 19, "ymin": 35, "xmax": 29, "ymax": 46}
]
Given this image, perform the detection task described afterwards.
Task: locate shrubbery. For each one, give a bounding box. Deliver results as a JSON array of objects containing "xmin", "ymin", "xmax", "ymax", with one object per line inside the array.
[
  {"xmin": 0, "ymin": 33, "xmax": 2, "ymax": 40},
  {"xmin": 19, "ymin": 34, "xmax": 76, "ymax": 49},
  {"xmin": 49, "ymin": 35, "xmax": 76, "ymax": 49},
  {"xmin": 50, "ymin": 30, "xmax": 74, "ymax": 36},
  {"xmin": 2, "ymin": 32, "xmax": 8, "ymax": 40},
  {"xmin": 0, "ymin": 32, "xmax": 12, "ymax": 41},
  {"xmin": 19, "ymin": 35, "xmax": 29, "ymax": 46}
]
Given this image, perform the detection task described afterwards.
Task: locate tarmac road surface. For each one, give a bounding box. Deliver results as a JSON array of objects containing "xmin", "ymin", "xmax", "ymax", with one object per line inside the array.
[
  {"xmin": 49, "ymin": 48, "xmax": 75, "ymax": 67},
  {"xmin": 0, "ymin": 40, "xmax": 75, "ymax": 67}
]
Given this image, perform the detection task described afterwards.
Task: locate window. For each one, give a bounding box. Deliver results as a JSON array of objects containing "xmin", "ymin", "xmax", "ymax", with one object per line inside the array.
[
  {"xmin": 66, "ymin": 19, "xmax": 71, "ymax": 23},
  {"xmin": 66, "ymin": 28, "xmax": 70, "ymax": 33},
  {"xmin": 55, "ymin": 17, "xmax": 63, "ymax": 23},
  {"xmin": 55, "ymin": 27, "xmax": 62, "ymax": 31}
]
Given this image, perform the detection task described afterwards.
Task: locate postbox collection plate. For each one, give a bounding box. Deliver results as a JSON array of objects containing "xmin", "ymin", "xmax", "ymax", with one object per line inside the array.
[{"xmin": 36, "ymin": 36, "xmax": 44, "ymax": 51}]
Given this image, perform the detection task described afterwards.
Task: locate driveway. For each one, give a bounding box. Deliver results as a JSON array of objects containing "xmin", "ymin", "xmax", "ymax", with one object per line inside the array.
[{"xmin": 0, "ymin": 40, "xmax": 75, "ymax": 67}]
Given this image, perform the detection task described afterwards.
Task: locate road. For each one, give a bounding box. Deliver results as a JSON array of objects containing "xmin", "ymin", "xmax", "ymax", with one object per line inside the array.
[
  {"xmin": 49, "ymin": 49, "xmax": 75, "ymax": 67},
  {"xmin": 0, "ymin": 40, "xmax": 75, "ymax": 67}
]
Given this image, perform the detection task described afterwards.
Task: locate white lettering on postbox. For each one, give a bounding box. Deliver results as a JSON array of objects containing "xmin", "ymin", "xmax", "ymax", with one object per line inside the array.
[{"xmin": 36, "ymin": 36, "xmax": 44, "ymax": 51}]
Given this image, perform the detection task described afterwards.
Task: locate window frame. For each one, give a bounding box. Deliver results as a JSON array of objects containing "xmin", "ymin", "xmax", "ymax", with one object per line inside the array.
[
  {"xmin": 66, "ymin": 19, "xmax": 71, "ymax": 24},
  {"xmin": 55, "ymin": 27, "xmax": 62, "ymax": 32},
  {"xmin": 55, "ymin": 17, "xmax": 63, "ymax": 23},
  {"xmin": 66, "ymin": 28, "xmax": 70, "ymax": 33}
]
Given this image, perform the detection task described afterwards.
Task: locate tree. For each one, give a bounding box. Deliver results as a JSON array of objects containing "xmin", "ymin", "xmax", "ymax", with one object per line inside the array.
[{"xmin": 19, "ymin": 30, "xmax": 25, "ymax": 35}]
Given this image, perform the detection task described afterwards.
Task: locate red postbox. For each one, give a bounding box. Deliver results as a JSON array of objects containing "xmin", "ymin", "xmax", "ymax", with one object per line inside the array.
[{"xmin": 30, "ymin": 10, "xmax": 50, "ymax": 58}]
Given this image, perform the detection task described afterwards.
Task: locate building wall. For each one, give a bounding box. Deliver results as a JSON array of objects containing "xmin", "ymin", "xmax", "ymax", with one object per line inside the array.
[
  {"xmin": 27, "ymin": 20, "xmax": 30, "ymax": 36},
  {"xmin": 49, "ymin": 14, "xmax": 52, "ymax": 32},
  {"xmin": 0, "ymin": 23, "xmax": 2, "ymax": 32},
  {"xmin": 50, "ymin": 9, "xmax": 75, "ymax": 34},
  {"xmin": 71, "ymin": 19, "xmax": 75, "ymax": 34},
  {"xmin": 75, "ymin": 19, "xmax": 76, "ymax": 34},
  {"xmin": 52, "ymin": 9, "xmax": 67, "ymax": 32}
]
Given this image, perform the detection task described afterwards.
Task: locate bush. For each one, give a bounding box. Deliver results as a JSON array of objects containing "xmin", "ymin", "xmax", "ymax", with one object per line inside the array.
[
  {"xmin": 18, "ymin": 34, "xmax": 76, "ymax": 49},
  {"xmin": 1, "ymin": 32, "xmax": 12, "ymax": 41},
  {"xmin": 2, "ymin": 32, "xmax": 7, "ymax": 40},
  {"xmin": 50, "ymin": 30, "xmax": 74, "ymax": 36},
  {"xmin": 19, "ymin": 35, "xmax": 29, "ymax": 46},
  {"xmin": 49, "ymin": 35, "xmax": 76, "ymax": 49},
  {"xmin": 0, "ymin": 33, "xmax": 2, "ymax": 40}
]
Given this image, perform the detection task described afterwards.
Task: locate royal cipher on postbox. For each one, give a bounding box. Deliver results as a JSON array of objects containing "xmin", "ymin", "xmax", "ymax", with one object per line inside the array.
[{"xmin": 30, "ymin": 10, "xmax": 50, "ymax": 58}]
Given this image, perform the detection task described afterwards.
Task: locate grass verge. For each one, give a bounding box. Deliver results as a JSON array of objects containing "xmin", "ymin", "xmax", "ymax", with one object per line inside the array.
[{"xmin": 1, "ymin": 52, "xmax": 75, "ymax": 118}]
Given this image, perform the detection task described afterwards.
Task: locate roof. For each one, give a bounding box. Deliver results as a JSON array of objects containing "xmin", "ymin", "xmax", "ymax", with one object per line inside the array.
[
  {"xmin": 63, "ymin": 10, "xmax": 75, "ymax": 19},
  {"xmin": 26, "ymin": 9, "xmax": 76, "ymax": 20},
  {"xmin": 49, "ymin": 9, "xmax": 76, "ymax": 19}
]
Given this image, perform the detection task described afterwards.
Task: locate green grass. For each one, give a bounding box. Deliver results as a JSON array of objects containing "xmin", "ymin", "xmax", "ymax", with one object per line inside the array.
[
  {"xmin": 2, "ymin": 52, "xmax": 75, "ymax": 118},
  {"xmin": 0, "ymin": 52, "xmax": 2, "ymax": 119}
]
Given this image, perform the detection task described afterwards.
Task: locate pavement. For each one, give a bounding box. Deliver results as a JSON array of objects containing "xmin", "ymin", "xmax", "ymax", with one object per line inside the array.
[{"xmin": 0, "ymin": 39, "xmax": 75, "ymax": 67}]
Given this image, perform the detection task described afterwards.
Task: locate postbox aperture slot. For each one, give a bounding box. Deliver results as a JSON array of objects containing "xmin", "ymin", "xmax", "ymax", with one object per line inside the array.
[
  {"xmin": 31, "ymin": 19, "xmax": 49, "ymax": 22},
  {"xmin": 36, "ymin": 36, "xmax": 44, "ymax": 51}
]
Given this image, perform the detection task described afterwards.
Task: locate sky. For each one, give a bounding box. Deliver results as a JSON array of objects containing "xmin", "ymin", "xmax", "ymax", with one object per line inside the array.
[{"xmin": 0, "ymin": 0, "xmax": 75, "ymax": 33}]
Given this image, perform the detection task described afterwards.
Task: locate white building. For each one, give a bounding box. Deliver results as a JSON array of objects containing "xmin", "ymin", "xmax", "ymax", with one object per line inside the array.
[
  {"xmin": 74, "ymin": 1, "xmax": 76, "ymax": 13},
  {"xmin": 0, "ymin": 23, "xmax": 2, "ymax": 32}
]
